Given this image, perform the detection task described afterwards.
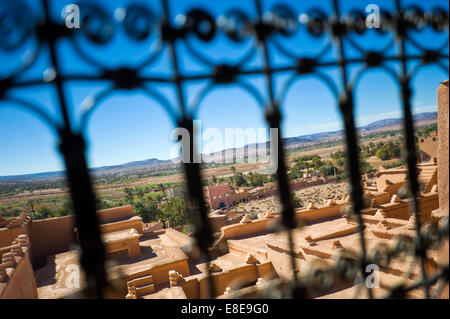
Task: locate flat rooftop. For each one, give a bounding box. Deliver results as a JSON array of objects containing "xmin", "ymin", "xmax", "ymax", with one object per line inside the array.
[{"xmin": 34, "ymin": 231, "xmax": 189, "ymax": 299}]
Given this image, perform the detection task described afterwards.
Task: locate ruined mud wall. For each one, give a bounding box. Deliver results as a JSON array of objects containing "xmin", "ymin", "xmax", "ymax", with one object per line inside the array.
[
  {"xmin": 28, "ymin": 216, "xmax": 76, "ymax": 268},
  {"xmin": 437, "ymin": 80, "xmax": 449, "ymax": 299},
  {"xmin": 97, "ymin": 205, "xmax": 135, "ymax": 224},
  {"xmin": 0, "ymin": 235, "xmax": 38, "ymax": 298},
  {"xmin": 127, "ymin": 258, "xmax": 190, "ymax": 287}
]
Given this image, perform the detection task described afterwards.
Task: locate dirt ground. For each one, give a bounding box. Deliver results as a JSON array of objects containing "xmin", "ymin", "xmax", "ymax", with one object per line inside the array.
[{"xmin": 237, "ymin": 180, "xmax": 351, "ymax": 215}]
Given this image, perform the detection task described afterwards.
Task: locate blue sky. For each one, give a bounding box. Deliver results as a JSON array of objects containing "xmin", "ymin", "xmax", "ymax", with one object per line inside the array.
[{"xmin": 0, "ymin": 0, "xmax": 448, "ymax": 176}]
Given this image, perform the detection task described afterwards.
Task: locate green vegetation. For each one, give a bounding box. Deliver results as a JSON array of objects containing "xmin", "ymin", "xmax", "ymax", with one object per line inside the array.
[
  {"xmin": 291, "ymin": 191, "xmax": 304, "ymax": 208},
  {"xmin": 329, "ymin": 147, "xmax": 375, "ymax": 180},
  {"xmin": 359, "ymin": 140, "xmax": 402, "ymax": 160},
  {"xmin": 120, "ymin": 183, "xmax": 195, "ymax": 228},
  {"xmin": 32, "ymin": 200, "xmax": 74, "ymax": 219},
  {"xmin": 288, "ymin": 136, "xmax": 408, "ymax": 181},
  {"xmin": 116, "ymin": 182, "xmax": 180, "ymax": 193},
  {"xmin": 247, "ymin": 211, "xmax": 259, "ymax": 220},
  {"xmin": 289, "ymin": 154, "xmax": 325, "ymax": 179},
  {"xmin": 208, "ymin": 168, "xmax": 274, "ymax": 187},
  {"xmin": 416, "ymin": 123, "xmax": 437, "ymax": 138},
  {"xmin": 0, "ymin": 180, "xmax": 68, "ymax": 197},
  {"xmin": 382, "ymin": 160, "xmax": 405, "ymax": 169},
  {"xmin": 286, "ymin": 139, "xmax": 342, "ymax": 155},
  {"xmin": 93, "ymin": 168, "xmax": 183, "ymax": 186},
  {"xmin": 288, "ymin": 151, "xmax": 372, "ymax": 182}
]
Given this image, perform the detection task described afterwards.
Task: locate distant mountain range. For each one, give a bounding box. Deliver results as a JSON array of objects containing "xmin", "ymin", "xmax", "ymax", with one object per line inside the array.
[{"xmin": 0, "ymin": 112, "xmax": 437, "ymax": 183}]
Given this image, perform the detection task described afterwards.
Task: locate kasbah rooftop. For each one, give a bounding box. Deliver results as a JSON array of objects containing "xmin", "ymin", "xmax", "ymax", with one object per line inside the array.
[{"xmin": 0, "ymin": 81, "xmax": 448, "ymax": 299}]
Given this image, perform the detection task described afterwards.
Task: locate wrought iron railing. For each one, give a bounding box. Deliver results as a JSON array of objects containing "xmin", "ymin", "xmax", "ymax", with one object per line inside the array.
[{"xmin": 0, "ymin": 0, "xmax": 448, "ymax": 298}]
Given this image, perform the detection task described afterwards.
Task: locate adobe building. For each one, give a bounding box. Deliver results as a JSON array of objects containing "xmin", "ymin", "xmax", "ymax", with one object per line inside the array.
[
  {"xmin": 433, "ymin": 80, "xmax": 449, "ymax": 298},
  {"xmin": 204, "ymin": 184, "xmax": 249, "ymax": 211},
  {"xmin": 230, "ymin": 188, "xmax": 249, "ymax": 205},
  {"xmin": 205, "ymin": 184, "xmax": 233, "ymax": 210},
  {"xmin": 418, "ymin": 132, "xmax": 438, "ymax": 161}
]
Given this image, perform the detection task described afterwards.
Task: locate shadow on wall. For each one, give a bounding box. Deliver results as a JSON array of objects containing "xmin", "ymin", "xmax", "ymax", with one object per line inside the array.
[
  {"xmin": 0, "ymin": 205, "xmax": 143, "ymax": 270},
  {"xmin": 28, "ymin": 216, "xmax": 77, "ymax": 269}
]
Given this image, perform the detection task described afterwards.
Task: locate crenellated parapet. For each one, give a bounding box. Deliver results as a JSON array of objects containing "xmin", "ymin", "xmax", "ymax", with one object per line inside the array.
[
  {"xmin": 126, "ymin": 274, "xmax": 155, "ymax": 299},
  {"xmin": 169, "ymin": 270, "xmax": 185, "ymax": 288},
  {"xmin": 0, "ymin": 234, "xmax": 31, "ymax": 282},
  {"xmin": 0, "ymin": 234, "xmax": 37, "ymax": 298},
  {"xmin": 5, "ymin": 213, "xmax": 31, "ymax": 229}
]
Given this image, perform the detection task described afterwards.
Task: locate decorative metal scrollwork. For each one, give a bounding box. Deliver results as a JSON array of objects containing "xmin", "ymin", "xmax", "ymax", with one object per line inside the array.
[{"xmin": 0, "ymin": 0, "xmax": 448, "ymax": 299}]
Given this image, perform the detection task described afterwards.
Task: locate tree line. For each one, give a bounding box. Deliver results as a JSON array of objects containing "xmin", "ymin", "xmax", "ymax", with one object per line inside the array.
[{"xmin": 207, "ymin": 167, "xmax": 276, "ymax": 188}]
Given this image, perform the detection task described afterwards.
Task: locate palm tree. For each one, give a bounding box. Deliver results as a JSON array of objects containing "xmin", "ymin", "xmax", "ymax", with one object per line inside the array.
[
  {"xmin": 158, "ymin": 183, "xmax": 171, "ymax": 209},
  {"xmin": 124, "ymin": 187, "xmax": 134, "ymax": 205},
  {"xmin": 230, "ymin": 166, "xmax": 237, "ymax": 186},
  {"xmin": 28, "ymin": 200, "xmax": 36, "ymax": 215},
  {"xmin": 158, "ymin": 184, "xmax": 177, "ymax": 228},
  {"xmin": 136, "ymin": 188, "xmax": 145, "ymax": 199},
  {"xmin": 291, "ymin": 192, "xmax": 303, "ymax": 208},
  {"xmin": 247, "ymin": 171, "xmax": 253, "ymax": 186}
]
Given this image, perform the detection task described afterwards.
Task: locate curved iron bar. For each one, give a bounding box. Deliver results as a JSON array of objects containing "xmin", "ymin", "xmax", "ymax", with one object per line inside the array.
[
  {"xmin": 191, "ymin": 80, "xmax": 265, "ymax": 119},
  {"xmin": 368, "ymin": 242, "xmax": 417, "ymax": 299},
  {"xmin": 137, "ymin": 42, "xmax": 166, "ymax": 70},
  {"xmin": 70, "ymin": 28, "xmax": 166, "ymax": 73},
  {"xmin": 79, "ymin": 86, "xmax": 114, "ymax": 132},
  {"xmin": 433, "ymin": 268, "xmax": 450, "ymax": 299},
  {"xmin": 79, "ymin": 85, "xmax": 179, "ymax": 133},
  {"xmin": 140, "ymin": 85, "xmax": 180, "ymax": 126},
  {"xmin": 385, "ymin": 265, "xmax": 449, "ymax": 299},
  {"xmin": 0, "ymin": 1, "xmax": 42, "ymax": 80},
  {"xmin": 435, "ymin": 61, "xmax": 450, "ymax": 75},
  {"xmin": 234, "ymin": 80, "xmax": 266, "ymax": 109},
  {"xmin": 183, "ymin": 40, "xmax": 217, "ymax": 67},
  {"xmin": 276, "ymin": 71, "xmax": 339, "ymax": 109},
  {"xmin": 234, "ymin": 44, "xmax": 259, "ymax": 67},
  {"xmin": 272, "ymin": 35, "xmax": 332, "ymax": 62},
  {"xmin": 349, "ymin": 270, "xmax": 367, "ymax": 299},
  {"xmin": 268, "ymin": 5, "xmax": 334, "ymax": 62},
  {"xmin": 407, "ymin": 60, "xmax": 450, "ymax": 85},
  {"xmin": 348, "ymin": 63, "xmax": 399, "ymax": 91},
  {"xmin": 1, "ymin": 40, "xmax": 42, "ymax": 82},
  {"xmin": 346, "ymin": 36, "xmax": 395, "ymax": 56},
  {"xmin": 394, "ymin": 246, "xmax": 433, "ymax": 297},
  {"xmin": 69, "ymin": 16, "xmax": 164, "ymax": 72},
  {"xmin": 183, "ymin": 31, "xmax": 258, "ymax": 69},
  {"xmin": 0, "ymin": 96, "xmax": 59, "ymax": 133},
  {"xmin": 405, "ymin": 32, "xmax": 449, "ymax": 54},
  {"xmin": 70, "ymin": 32, "xmax": 110, "ymax": 72}
]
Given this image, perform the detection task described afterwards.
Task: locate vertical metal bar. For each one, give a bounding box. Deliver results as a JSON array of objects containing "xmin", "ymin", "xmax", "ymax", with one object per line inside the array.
[
  {"xmin": 331, "ymin": 0, "xmax": 373, "ymax": 299},
  {"xmin": 58, "ymin": 132, "xmax": 107, "ymax": 298},
  {"xmin": 41, "ymin": 0, "xmax": 107, "ymax": 298},
  {"xmin": 161, "ymin": 0, "xmax": 186, "ymax": 120},
  {"xmin": 161, "ymin": 0, "xmax": 216, "ymax": 298},
  {"xmin": 254, "ymin": 0, "xmax": 299, "ymax": 290},
  {"xmin": 178, "ymin": 117, "xmax": 216, "ymax": 298},
  {"xmin": 393, "ymin": 0, "xmax": 430, "ymax": 299}
]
